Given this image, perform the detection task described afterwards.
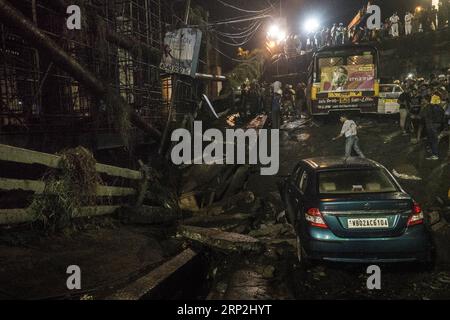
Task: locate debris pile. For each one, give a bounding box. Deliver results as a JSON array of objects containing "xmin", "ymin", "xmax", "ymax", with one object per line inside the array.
[{"xmin": 31, "ymin": 147, "xmax": 103, "ymax": 231}]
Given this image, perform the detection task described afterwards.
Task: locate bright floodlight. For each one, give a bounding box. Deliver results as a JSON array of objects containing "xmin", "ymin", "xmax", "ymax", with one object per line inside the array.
[
  {"xmin": 267, "ymin": 24, "xmax": 286, "ymax": 42},
  {"xmin": 304, "ymin": 17, "xmax": 320, "ymax": 33},
  {"xmin": 267, "ymin": 24, "xmax": 280, "ymax": 38},
  {"xmin": 407, "ymin": 73, "xmax": 414, "ymax": 79}
]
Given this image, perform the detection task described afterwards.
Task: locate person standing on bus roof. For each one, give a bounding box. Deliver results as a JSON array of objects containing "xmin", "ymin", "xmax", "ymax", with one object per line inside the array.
[
  {"xmin": 405, "ymin": 11, "xmax": 413, "ymax": 35},
  {"xmin": 331, "ymin": 23, "xmax": 337, "ymax": 45},
  {"xmin": 390, "ymin": 12, "xmax": 400, "ymax": 37},
  {"xmin": 332, "ymin": 114, "xmax": 365, "ymax": 158},
  {"xmin": 336, "ymin": 23, "xmax": 345, "ymax": 45}
]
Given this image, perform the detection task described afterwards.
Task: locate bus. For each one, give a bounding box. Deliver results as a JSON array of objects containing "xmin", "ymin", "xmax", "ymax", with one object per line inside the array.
[{"xmin": 307, "ymin": 44, "xmax": 380, "ymax": 116}]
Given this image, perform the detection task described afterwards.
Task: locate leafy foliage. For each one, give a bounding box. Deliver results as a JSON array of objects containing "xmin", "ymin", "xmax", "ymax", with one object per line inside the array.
[{"xmin": 31, "ymin": 147, "xmax": 102, "ymax": 232}]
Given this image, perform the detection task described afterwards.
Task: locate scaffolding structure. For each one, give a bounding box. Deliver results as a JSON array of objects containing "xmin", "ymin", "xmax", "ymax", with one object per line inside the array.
[{"xmin": 0, "ymin": 0, "xmax": 166, "ymax": 137}]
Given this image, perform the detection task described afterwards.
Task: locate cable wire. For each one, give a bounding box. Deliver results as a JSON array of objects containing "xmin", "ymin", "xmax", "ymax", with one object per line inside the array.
[
  {"xmin": 215, "ymin": 0, "xmax": 272, "ymax": 14},
  {"xmin": 213, "ymin": 47, "xmax": 258, "ymax": 63}
]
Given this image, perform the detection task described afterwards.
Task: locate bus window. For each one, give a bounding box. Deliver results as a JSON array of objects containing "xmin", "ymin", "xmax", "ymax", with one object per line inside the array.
[
  {"xmin": 348, "ymin": 55, "xmax": 373, "ymax": 65},
  {"xmin": 317, "ymin": 57, "xmax": 344, "ymax": 81},
  {"xmin": 318, "ymin": 57, "xmax": 344, "ymax": 69}
]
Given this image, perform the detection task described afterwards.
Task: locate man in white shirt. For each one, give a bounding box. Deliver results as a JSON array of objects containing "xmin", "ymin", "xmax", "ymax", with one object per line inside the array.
[
  {"xmin": 405, "ymin": 12, "xmax": 413, "ymax": 35},
  {"xmin": 390, "ymin": 13, "xmax": 400, "ymax": 37},
  {"xmin": 332, "ymin": 115, "xmax": 365, "ymax": 158}
]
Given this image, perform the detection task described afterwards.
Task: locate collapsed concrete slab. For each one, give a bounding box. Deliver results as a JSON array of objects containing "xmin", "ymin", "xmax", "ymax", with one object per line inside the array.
[{"xmin": 177, "ymin": 225, "xmax": 263, "ymax": 253}]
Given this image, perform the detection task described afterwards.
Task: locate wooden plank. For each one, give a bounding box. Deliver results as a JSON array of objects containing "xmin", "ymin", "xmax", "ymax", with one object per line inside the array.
[
  {"xmin": 0, "ymin": 208, "xmax": 36, "ymax": 225},
  {"xmin": 96, "ymin": 185, "xmax": 136, "ymax": 197},
  {"xmin": 0, "ymin": 178, "xmax": 136, "ymax": 196},
  {"xmin": 0, "ymin": 144, "xmax": 60, "ymax": 168},
  {"xmin": 107, "ymin": 249, "xmax": 198, "ymax": 300},
  {"xmin": 0, "ymin": 206, "xmax": 121, "ymax": 225},
  {"xmin": 0, "ymin": 144, "xmax": 143, "ymax": 180},
  {"xmin": 0, "ymin": 177, "xmax": 45, "ymax": 193},
  {"xmin": 96, "ymin": 163, "xmax": 142, "ymax": 180}
]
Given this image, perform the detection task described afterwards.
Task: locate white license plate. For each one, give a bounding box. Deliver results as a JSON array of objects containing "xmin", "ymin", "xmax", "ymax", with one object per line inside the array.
[{"xmin": 347, "ymin": 218, "xmax": 389, "ymax": 229}]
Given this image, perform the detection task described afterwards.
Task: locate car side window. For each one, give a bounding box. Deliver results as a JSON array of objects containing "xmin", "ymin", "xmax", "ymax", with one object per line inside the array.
[{"xmin": 298, "ymin": 171, "xmax": 309, "ymax": 194}]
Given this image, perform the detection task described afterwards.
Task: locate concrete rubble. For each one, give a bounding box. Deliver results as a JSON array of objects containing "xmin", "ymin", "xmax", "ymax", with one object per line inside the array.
[{"xmin": 177, "ymin": 225, "xmax": 263, "ymax": 253}]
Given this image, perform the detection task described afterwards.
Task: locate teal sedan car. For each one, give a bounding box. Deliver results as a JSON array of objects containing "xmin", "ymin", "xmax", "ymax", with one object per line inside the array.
[{"xmin": 281, "ymin": 157, "xmax": 433, "ymax": 265}]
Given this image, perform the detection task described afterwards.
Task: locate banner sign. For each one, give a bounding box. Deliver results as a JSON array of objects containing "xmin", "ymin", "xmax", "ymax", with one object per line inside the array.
[
  {"xmin": 160, "ymin": 28, "xmax": 202, "ymax": 77},
  {"xmin": 320, "ymin": 64, "xmax": 375, "ymax": 92}
]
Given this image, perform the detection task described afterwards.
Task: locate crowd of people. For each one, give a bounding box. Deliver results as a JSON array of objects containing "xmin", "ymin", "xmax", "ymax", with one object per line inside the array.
[
  {"xmin": 237, "ymin": 68, "xmax": 450, "ymax": 161},
  {"xmin": 282, "ymin": 2, "xmax": 450, "ymax": 55},
  {"xmin": 238, "ymin": 79, "xmax": 307, "ymax": 129},
  {"xmin": 396, "ymin": 70, "xmax": 450, "ymax": 160}
]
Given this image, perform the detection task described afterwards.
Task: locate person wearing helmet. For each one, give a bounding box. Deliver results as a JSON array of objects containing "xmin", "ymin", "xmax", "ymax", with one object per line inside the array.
[{"xmin": 420, "ymin": 93, "xmax": 445, "ymax": 160}]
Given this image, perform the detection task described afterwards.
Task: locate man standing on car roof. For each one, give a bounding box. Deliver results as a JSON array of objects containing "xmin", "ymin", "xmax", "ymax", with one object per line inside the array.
[{"xmin": 332, "ymin": 114, "xmax": 365, "ymax": 158}]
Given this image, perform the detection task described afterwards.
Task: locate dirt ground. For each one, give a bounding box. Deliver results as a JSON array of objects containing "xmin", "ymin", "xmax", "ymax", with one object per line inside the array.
[{"xmin": 0, "ymin": 219, "xmax": 182, "ymax": 299}]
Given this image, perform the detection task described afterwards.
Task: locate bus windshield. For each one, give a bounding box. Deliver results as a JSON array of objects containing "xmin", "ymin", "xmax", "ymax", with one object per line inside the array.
[{"xmin": 314, "ymin": 49, "xmax": 377, "ymax": 92}]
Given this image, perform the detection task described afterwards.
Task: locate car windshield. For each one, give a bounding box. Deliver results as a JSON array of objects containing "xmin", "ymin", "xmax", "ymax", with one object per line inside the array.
[{"xmin": 318, "ymin": 169, "xmax": 398, "ymax": 194}]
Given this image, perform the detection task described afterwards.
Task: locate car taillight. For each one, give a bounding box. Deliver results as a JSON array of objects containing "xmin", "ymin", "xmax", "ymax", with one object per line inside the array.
[
  {"xmin": 407, "ymin": 202, "xmax": 424, "ymax": 226},
  {"xmin": 305, "ymin": 208, "xmax": 328, "ymax": 229}
]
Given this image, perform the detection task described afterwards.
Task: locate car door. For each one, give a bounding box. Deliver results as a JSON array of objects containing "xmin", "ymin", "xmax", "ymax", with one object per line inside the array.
[
  {"xmin": 283, "ymin": 165, "xmax": 302, "ymax": 225},
  {"xmin": 287, "ymin": 166, "xmax": 309, "ymax": 227},
  {"xmin": 295, "ymin": 169, "xmax": 310, "ymax": 222}
]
